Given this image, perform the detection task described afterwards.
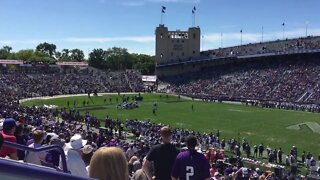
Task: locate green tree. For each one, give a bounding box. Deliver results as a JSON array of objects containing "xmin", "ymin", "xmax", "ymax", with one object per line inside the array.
[
  {"xmin": 55, "ymin": 51, "xmax": 62, "ymax": 60},
  {"xmin": 15, "ymin": 49, "xmax": 34, "ymax": 61},
  {"xmin": 36, "ymin": 42, "xmax": 56, "ymax": 58},
  {"xmin": 3, "ymin": 46, "xmax": 12, "ymax": 53},
  {"xmin": 60, "ymin": 49, "xmax": 70, "ymax": 61},
  {"xmin": 7, "ymin": 52, "xmax": 17, "ymax": 60},
  {"xmin": 70, "ymin": 49, "xmax": 85, "ymax": 61},
  {"xmin": 131, "ymin": 54, "xmax": 155, "ymax": 74},
  {"xmin": 88, "ymin": 48, "xmax": 106, "ymax": 69},
  {"xmin": 30, "ymin": 51, "xmax": 55, "ymax": 62},
  {"xmin": 0, "ymin": 46, "xmax": 13, "ymax": 59},
  {"xmin": 88, "ymin": 47, "xmax": 155, "ymax": 73},
  {"xmin": 104, "ymin": 47, "xmax": 132, "ymax": 70}
]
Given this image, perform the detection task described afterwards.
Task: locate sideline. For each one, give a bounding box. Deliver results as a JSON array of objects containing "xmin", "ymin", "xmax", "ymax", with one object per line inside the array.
[
  {"xmin": 19, "ymin": 92, "xmax": 138, "ymax": 103},
  {"xmin": 20, "ymin": 92, "xmax": 242, "ymax": 106}
]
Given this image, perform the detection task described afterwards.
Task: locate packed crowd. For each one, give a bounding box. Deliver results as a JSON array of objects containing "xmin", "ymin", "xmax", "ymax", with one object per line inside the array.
[
  {"xmin": 126, "ymin": 119, "xmax": 320, "ymax": 179},
  {"xmin": 2, "ymin": 112, "xmax": 312, "ymax": 180},
  {"xmin": 202, "ymin": 36, "xmax": 320, "ymax": 59},
  {"xmin": 125, "ymin": 70, "xmax": 145, "ymax": 92},
  {"xmin": 162, "ymin": 58, "xmax": 320, "ymax": 112},
  {"xmin": 0, "ymin": 62, "xmax": 319, "ymax": 179},
  {"xmin": 0, "ymin": 66, "xmax": 141, "ymax": 179},
  {"xmin": 0, "ymin": 67, "xmax": 143, "ymax": 98},
  {"xmin": 0, "ymin": 70, "xmax": 310, "ymax": 180}
]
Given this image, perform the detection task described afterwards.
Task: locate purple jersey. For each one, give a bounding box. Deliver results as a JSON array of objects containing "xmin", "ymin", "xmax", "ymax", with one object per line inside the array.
[{"xmin": 171, "ymin": 150, "xmax": 210, "ymax": 180}]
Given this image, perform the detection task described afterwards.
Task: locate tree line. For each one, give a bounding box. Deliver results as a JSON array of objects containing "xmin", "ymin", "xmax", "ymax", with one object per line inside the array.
[{"xmin": 0, "ymin": 42, "xmax": 155, "ymax": 74}]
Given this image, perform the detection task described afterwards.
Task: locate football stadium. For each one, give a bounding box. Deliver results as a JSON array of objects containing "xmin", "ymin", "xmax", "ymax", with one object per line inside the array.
[{"xmin": 1, "ymin": 1, "xmax": 320, "ymax": 180}]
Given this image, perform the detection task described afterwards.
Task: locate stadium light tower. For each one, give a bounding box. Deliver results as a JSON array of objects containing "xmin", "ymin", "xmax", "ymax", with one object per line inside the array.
[
  {"xmin": 221, "ymin": 32, "xmax": 223, "ymax": 48},
  {"xmin": 201, "ymin": 35, "xmax": 204, "ymax": 51},
  {"xmin": 240, "ymin": 29, "xmax": 243, "ymax": 45},
  {"xmin": 306, "ymin": 21, "xmax": 309, "ymax": 37},
  {"xmin": 261, "ymin": 26, "xmax": 264, "ymax": 43},
  {"xmin": 282, "ymin": 23, "xmax": 285, "ymax": 40}
]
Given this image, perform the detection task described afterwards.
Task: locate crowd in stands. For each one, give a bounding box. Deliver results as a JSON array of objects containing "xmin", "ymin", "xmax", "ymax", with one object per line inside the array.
[
  {"xmin": 161, "ymin": 58, "xmax": 320, "ymax": 112},
  {"xmin": 2, "ymin": 111, "xmax": 314, "ymax": 180},
  {"xmin": 126, "ymin": 70, "xmax": 145, "ymax": 92},
  {"xmin": 203, "ymin": 36, "xmax": 320, "ymax": 59},
  {"xmin": 0, "ymin": 66, "xmax": 142, "ymax": 179},
  {"xmin": 157, "ymin": 36, "xmax": 320, "ymax": 66},
  {"xmin": 0, "ymin": 67, "xmax": 143, "ymax": 98},
  {"xmin": 0, "ymin": 61, "xmax": 320, "ymax": 179}
]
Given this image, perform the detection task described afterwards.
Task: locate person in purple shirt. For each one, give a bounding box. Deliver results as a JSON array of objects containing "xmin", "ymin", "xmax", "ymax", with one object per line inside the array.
[{"xmin": 171, "ymin": 135, "xmax": 211, "ymax": 180}]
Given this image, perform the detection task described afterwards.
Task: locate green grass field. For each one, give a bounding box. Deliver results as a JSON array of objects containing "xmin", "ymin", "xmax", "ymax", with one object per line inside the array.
[{"xmin": 22, "ymin": 93, "xmax": 320, "ymax": 156}]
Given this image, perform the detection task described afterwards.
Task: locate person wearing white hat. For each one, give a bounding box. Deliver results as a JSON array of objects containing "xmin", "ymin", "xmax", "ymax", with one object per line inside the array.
[{"xmin": 60, "ymin": 134, "xmax": 88, "ymax": 177}]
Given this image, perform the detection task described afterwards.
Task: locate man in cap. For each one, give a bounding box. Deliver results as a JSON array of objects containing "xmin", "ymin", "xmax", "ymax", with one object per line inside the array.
[
  {"xmin": 0, "ymin": 118, "xmax": 18, "ymax": 160},
  {"xmin": 171, "ymin": 135, "xmax": 211, "ymax": 180},
  {"xmin": 60, "ymin": 134, "xmax": 88, "ymax": 177},
  {"xmin": 143, "ymin": 126, "xmax": 179, "ymax": 180}
]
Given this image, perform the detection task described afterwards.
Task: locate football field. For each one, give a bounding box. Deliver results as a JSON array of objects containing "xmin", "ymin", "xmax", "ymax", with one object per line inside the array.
[{"xmin": 21, "ymin": 93, "xmax": 320, "ymax": 156}]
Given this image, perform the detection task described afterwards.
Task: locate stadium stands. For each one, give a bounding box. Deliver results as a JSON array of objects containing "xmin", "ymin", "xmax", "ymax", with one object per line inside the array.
[
  {"xmin": 1, "ymin": 37, "xmax": 320, "ymax": 179},
  {"xmin": 202, "ymin": 36, "xmax": 320, "ymax": 58},
  {"xmin": 160, "ymin": 57, "xmax": 320, "ymax": 112},
  {"xmin": 0, "ymin": 67, "xmax": 143, "ymax": 98}
]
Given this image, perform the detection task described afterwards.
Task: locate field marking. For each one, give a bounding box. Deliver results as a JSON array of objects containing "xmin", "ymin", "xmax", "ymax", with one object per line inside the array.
[
  {"xmin": 19, "ymin": 92, "xmax": 140, "ymax": 103},
  {"xmin": 286, "ymin": 122, "xmax": 320, "ymax": 134},
  {"xmin": 227, "ymin": 108, "xmax": 251, "ymax": 113}
]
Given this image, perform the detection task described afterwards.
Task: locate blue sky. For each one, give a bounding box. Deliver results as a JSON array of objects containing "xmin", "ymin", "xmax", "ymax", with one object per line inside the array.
[{"xmin": 0, "ymin": 0, "xmax": 320, "ymax": 56}]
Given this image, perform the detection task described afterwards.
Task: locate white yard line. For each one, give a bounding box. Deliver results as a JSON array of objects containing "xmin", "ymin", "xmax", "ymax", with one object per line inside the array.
[{"xmin": 19, "ymin": 92, "xmax": 139, "ymax": 103}]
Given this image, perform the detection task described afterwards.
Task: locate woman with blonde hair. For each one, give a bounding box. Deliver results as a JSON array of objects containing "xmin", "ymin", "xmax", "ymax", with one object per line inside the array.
[{"xmin": 89, "ymin": 147, "xmax": 128, "ymax": 180}]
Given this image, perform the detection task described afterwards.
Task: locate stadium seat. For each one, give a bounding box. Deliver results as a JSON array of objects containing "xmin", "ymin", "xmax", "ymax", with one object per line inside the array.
[
  {"xmin": 0, "ymin": 133, "xmax": 92, "ymax": 180},
  {"xmin": 0, "ymin": 158, "xmax": 92, "ymax": 180}
]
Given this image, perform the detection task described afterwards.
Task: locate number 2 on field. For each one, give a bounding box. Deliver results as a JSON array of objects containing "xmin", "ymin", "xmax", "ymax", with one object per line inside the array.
[{"xmin": 186, "ymin": 166, "xmax": 194, "ymax": 180}]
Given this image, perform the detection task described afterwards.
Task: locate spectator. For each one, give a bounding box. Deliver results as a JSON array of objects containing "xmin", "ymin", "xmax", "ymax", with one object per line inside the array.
[
  {"xmin": 25, "ymin": 130, "xmax": 46, "ymax": 166},
  {"xmin": 128, "ymin": 155, "xmax": 139, "ymax": 175},
  {"xmin": 171, "ymin": 135, "xmax": 211, "ymax": 180},
  {"xmin": 89, "ymin": 147, "xmax": 128, "ymax": 180},
  {"xmin": 81, "ymin": 144, "xmax": 94, "ymax": 168},
  {"xmin": 132, "ymin": 169, "xmax": 148, "ymax": 180},
  {"xmin": 132, "ymin": 157, "xmax": 148, "ymax": 180},
  {"xmin": 0, "ymin": 118, "xmax": 18, "ymax": 160},
  {"xmin": 61, "ymin": 134, "xmax": 88, "ymax": 177},
  {"xmin": 14, "ymin": 124, "xmax": 26, "ymax": 160},
  {"xmin": 45, "ymin": 136, "xmax": 65, "ymax": 167},
  {"xmin": 143, "ymin": 126, "xmax": 179, "ymax": 180}
]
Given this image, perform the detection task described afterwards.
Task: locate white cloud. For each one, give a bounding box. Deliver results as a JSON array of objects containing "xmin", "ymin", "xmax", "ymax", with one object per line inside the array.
[
  {"xmin": 121, "ymin": 1, "xmax": 145, "ymax": 6},
  {"xmin": 2, "ymin": 28, "xmax": 320, "ymax": 53},
  {"xmin": 203, "ymin": 28, "xmax": 320, "ymax": 45},
  {"xmin": 64, "ymin": 36, "xmax": 154, "ymax": 43},
  {"xmin": 0, "ymin": 36, "xmax": 155, "ymax": 45},
  {"xmin": 0, "ymin": 40, "xmax": 40, "ymax": 45},
  {"xmin": 218, "ymin": 25, "xmax": 237, "ymax": 29},
  {"xmin": 119, "ymin": 0, "xmax": 199, "ymax": 6},
  {"xmin": 204, "ymin": 32, "xmax": 260, "ymax": 43},
  {"xmin": 147, "ymin": 0, "xmax": 199, "ymax": 3}
]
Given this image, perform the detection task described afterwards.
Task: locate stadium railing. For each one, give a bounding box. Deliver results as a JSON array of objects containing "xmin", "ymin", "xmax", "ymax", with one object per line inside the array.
[
  {"xmin": 0, "ymin": 133, "xmax": 92, "ymax": 180},
  {"xmin": 157, "ymin": 48, "xmax": 320, "ymax": 67}
]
